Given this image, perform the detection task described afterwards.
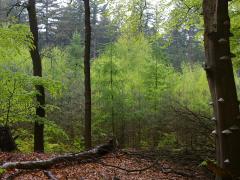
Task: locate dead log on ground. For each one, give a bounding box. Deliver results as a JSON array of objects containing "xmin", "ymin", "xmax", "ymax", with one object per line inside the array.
[{"xmin": 1, "ymin": 140, "xmax": 115, "ymax": 170}]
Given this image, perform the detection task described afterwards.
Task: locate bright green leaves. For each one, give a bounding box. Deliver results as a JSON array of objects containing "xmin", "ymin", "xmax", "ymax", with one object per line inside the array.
[
  {"xmin": 0, "ymin": 69, "xmax": 61, "ymax": 126},
  {"xmin": 0, "ymin": 24, "xmax": 61, "ymax": 126},
  {"xmin": 0, "ymin": 24, "xmax": 33, "ymax": 60},
  {"xmin": 0, "ymin": 24, "xmax": 34, "ymax": 126},
  {"xmin": 229, "ymin": 1, "xmax": 240, "ymax": 69},
  {"xmin": 0, "ymin": 71, "xmax": 35, "ymax": 125},
  {"xmin": 173, "ymin": 64, "xmax": 211, "ymax": 113},
  {"xmin": 91, "ymin": 33, "xmax": 174, "ymax": 141},
  {"xmin": 0, "ymin": 168, "xmax": 6, "ymax": 175},
  {"xmin": 165, "ymin": 0, "xmax": 202, "ymax": 32}
]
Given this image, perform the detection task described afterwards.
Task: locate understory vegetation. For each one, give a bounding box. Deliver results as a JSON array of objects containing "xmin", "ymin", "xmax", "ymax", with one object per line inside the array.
[{"xmin": 0, "ymin": 25, "xmax": 213, "ymax": 154}]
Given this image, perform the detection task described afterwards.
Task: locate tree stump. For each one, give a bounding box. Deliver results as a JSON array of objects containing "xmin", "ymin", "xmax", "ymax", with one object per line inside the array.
[{"xmin": 0, "ymin": 126, "xmax": 17, "ymax": 152}]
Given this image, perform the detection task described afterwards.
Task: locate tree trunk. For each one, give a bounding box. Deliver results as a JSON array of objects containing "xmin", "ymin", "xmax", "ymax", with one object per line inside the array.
[
  {"xmin": 0, "ymin": 126, "xmax": 16, "ymax": 152},
  {"xmin": 202, "ymin": 0, "xmax": 240, "ymax": 179},
  {"xmin": 45, "ymin": 0, "xmax": 49, "ymax": 45},
  {"xmin": 83, "ymin": 0, "xmax": 92, "ymax": 150},
  {"xmin": 27, "ymin": 0, "xmax": 45, "ymax": 153},
  {"xmin": 110, "ymin": 42, "xmax": 115, "ymax": 137},
  {"xmin": 92, "ymin": 1, "xmax": 98, "ymax": 59}
]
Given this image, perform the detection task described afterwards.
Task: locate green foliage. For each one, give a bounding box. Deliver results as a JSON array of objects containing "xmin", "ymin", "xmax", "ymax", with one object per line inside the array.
[
  {"xmin": 158, "ymin": 133, "xmax": 177, "ymax": 149},
  {"xmin": 1, "ymin": 0, "xmax": 232, "ymax": 154},
  {"xmin": 0, "ymin": 24, "xmax": 34, "ymax": 126},
  {"xmin": 45, "ymin": 122, "xmax": 71, "ymax": 153},
  {"xmin": 173, "ymin": 64, "xmax": 211, "ymax": 112},
  {"xmin": 0, "ymin": 168, "xmax": 6, "ymax": 175},
  {"xmin": 0, "ymin": 71, "xmax": 35, "ymax": 125},
  {"xmin": 0, "ymin": 23, "xmax": 33, "ymax": 59},
  {"xmin": 16, "ymin": 129, "xmax": 34, "ymax": 152},
  {"xmin": 199, "ymin": 159, "xmax": 216, "ymax": 167},
  {"xmin": 0, "ymin": 24, "xmax": 64, "ymax": 152},
  {"xmin": 16, "ymin": 122, "xmax": 73, "ymax": 153}
]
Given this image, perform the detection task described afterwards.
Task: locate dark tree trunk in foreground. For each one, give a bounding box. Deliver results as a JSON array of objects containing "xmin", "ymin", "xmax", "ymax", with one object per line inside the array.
[
  {"xmin": 203, "ymin": 0, "xmax": 240, "ymax": 179},
  {"xmin": 83, "ymin": 0, "xmax": 92, "ymax": 150},
  {"xmin": 0, "ymin": 126, "xmax": 16, "ymax": 152},
  {"xmin": 27, "ymin": 0, "xmax": 45, "ymax": 153}
]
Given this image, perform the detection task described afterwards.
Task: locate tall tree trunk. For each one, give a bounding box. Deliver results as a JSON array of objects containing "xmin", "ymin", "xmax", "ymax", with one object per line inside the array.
[
  {"xmin": 92, "ymin": 0, "xmax": 97, "ymax": 59},
  {"xmin": 83, "ymin": 0, "xmax": 92, "ymax": 150},
  {"xmin": 203, "ymin": 0, "xmax": 240, "ymax": 178},
  {"xmin": 45, "ymin": 0, "xmax": 49, "ymax": 45},
  {"xmin": 27, "ymin": 0, "xmax": 45, "ymax": 153},
  {"xmin": 110, "ymin": 42, "xmax": 115, "ymax": 137}
]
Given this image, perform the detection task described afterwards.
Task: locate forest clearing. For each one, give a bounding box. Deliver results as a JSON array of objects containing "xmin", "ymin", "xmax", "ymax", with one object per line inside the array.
[{"xmin": 0, "ymin": 0, "xmax": 240, "ymax": 179}]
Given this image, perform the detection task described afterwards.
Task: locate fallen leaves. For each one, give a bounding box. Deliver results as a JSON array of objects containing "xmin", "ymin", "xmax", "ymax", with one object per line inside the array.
[{"xmin": 0, "ymin": 152, "xmax": 211, "ymax": 180}]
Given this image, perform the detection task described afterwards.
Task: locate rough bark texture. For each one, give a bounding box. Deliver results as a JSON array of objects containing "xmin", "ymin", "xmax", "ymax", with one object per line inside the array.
[
  {"xmin": 203, "ymin": 0, "xmax": 240, "ymax": 179},
  {"xmin": 27, "ymin": 0, "xmax": 45, "ymax": 153},
  {"xmin": 83, "ymin": 0, "xmax": 92, "ymax": 150},
  {"xmin": 0, "ymin": 126, "xmax": 16, "ymax": 152},
  {"xmin": 1, "ymin": 141, "xmax": 114, "ymax": 170}
]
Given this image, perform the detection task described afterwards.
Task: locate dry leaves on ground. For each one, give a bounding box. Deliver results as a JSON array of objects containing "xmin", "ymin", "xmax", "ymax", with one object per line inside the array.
[{"xmin": 0, "ymin": 152, "xmax": 211, "ymax": 180}]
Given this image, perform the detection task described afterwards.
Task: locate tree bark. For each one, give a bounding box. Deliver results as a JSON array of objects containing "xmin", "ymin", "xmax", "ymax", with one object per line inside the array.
[
  {"xmin": 202, "ymin": 0, "xmax": 240, "ymax": 179},
  {"xmin": 83, "ymin": 0, "xmax": 92, "ymax": 150},
  {"xmin": 27, "ymin": 0, "xmax": 45, "ymax": 153},
  {"xmin": 45, "ymin": 0, "xmax": 49, "ymax": 45},
  {"xmin": 0, "ymin": 126, "xmax": 16, "ymax": 152}
]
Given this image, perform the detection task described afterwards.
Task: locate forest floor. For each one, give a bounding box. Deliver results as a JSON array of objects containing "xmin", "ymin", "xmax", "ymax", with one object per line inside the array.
[{"xmin": 0, "ymin": 150, "xmax": 213, "ymax": 180}]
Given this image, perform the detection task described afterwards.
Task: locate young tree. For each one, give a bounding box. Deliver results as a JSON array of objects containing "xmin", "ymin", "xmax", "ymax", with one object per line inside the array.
[
  {"xmin": 83, "ymin": 0, "xmax": 92, "ymax": 150},
  {"xmin": 27, "ymin": 0, "xmax": 45, "ymax": 153},
  {"xmin": 203, "ymin": 0, "xmax": 240, "ymax": 178}
]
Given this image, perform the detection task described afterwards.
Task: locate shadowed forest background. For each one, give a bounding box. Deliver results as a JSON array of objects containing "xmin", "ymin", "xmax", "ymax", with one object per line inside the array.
[{"xmin": 0, "ymin": 0, "xmax": 240, "ymax": 161}]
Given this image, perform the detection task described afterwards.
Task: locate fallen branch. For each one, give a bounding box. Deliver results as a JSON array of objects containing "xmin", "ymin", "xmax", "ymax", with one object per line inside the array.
[{"xmin": 1, "ymin": 140, "xmax": 114, "ymax": 170}]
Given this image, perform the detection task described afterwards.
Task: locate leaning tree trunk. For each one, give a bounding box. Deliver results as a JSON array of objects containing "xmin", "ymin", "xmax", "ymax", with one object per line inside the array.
[
  {"xmin": 203, "ymin": 0, "xmax": 240, "ymax": 179},
  {"xmin": 83, "ymin": 0, "xmax": 92, "ymax": 150},
  {"xmin": 27, "ymin": 0, "xmax": 45, "ymax": 153}
]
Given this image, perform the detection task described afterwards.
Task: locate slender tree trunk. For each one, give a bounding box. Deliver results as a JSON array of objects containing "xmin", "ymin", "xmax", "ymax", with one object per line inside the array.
[
  {"xmin": 203, "ymin": 0, "xmax": 240, "ymax": 178},
  {"xmin": 45, "ymin": 0, "xmax": 49, "ymax": 45},
  {"xmin": 27, "ymin": 0, "xmax": 45, "ymax": 153},
  {"xmin": 110, "ymin": 42, "xmax": 115, "ymax": 137},
  {"xmin": 92, "ymin": 1, "xmax": 97, "ymax": 59},
  {"xmin": 83, "ymin": 0, "xmax": 92, "ymax": 150}
]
